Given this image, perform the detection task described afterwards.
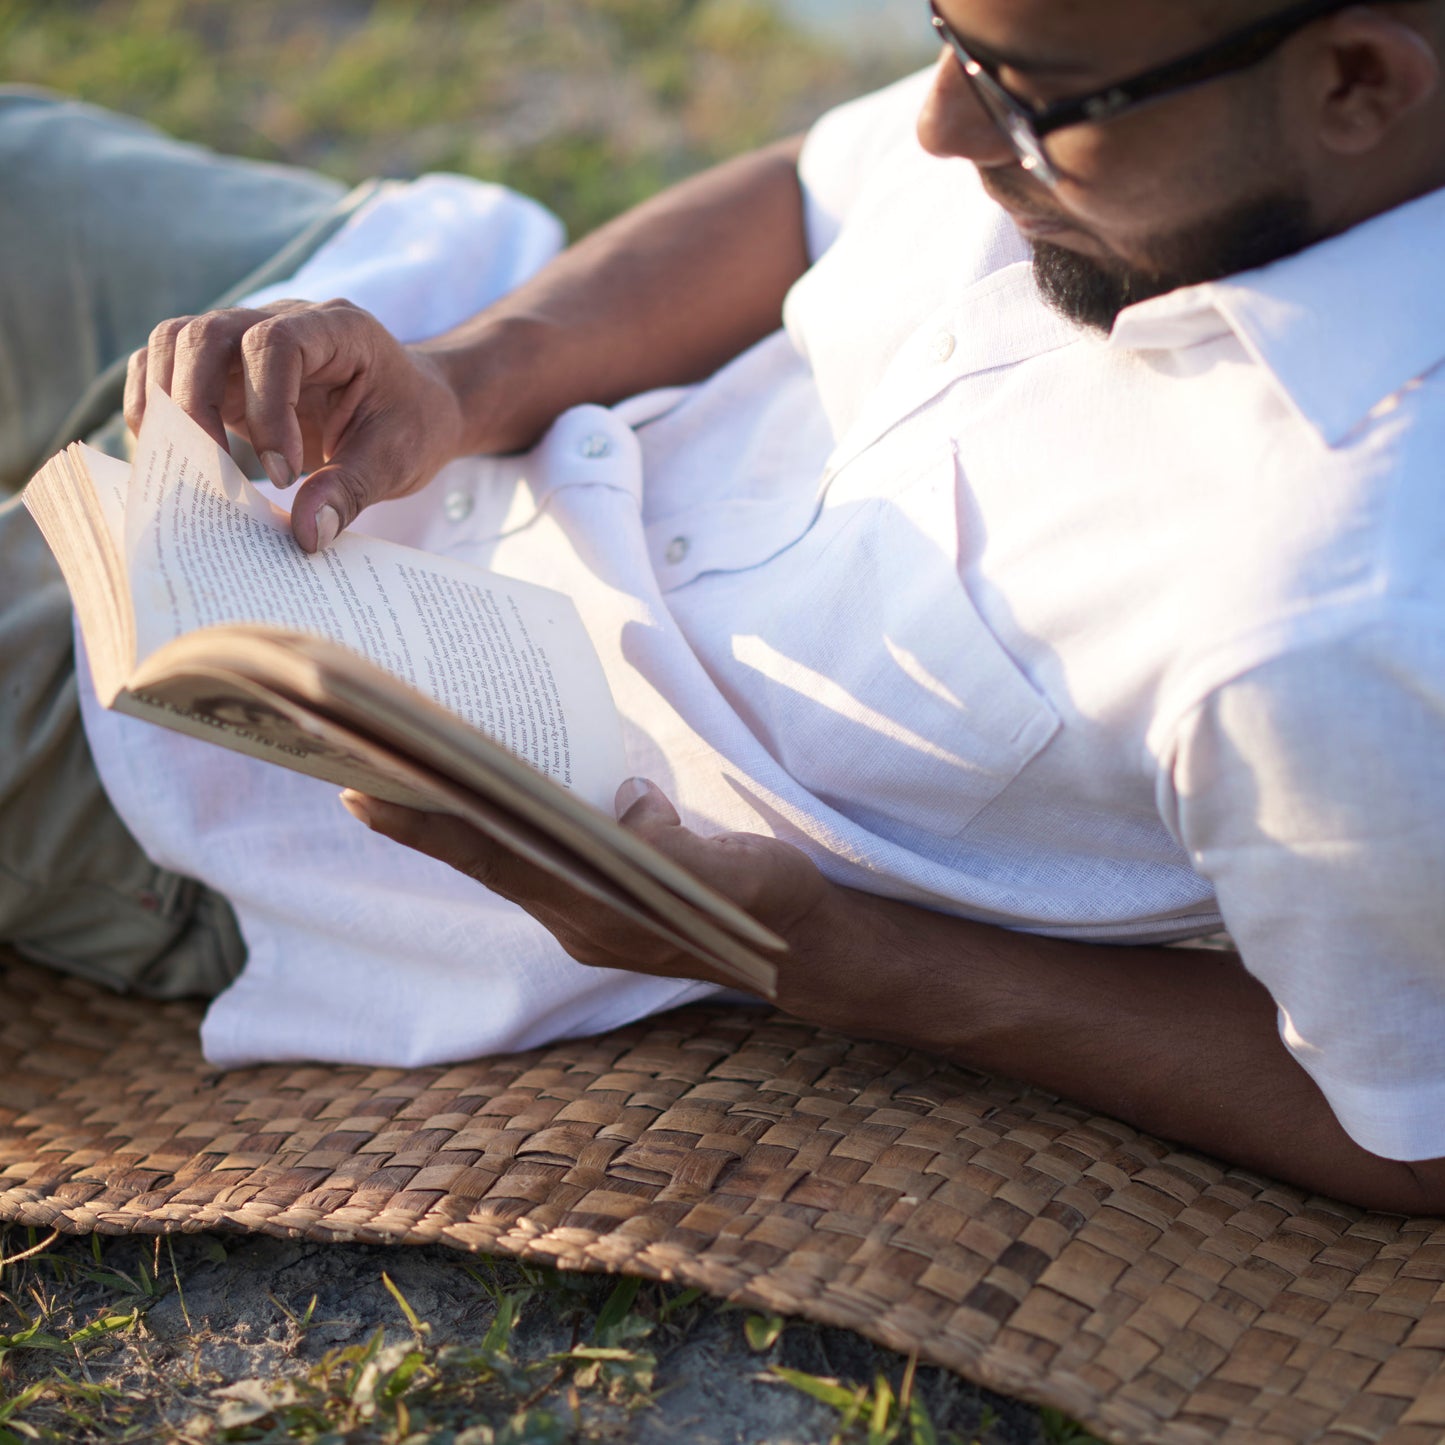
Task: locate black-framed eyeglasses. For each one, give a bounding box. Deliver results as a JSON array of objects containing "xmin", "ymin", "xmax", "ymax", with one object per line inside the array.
[{"xmin": 928, "ymin": 0, "xmax": 1411, "ymax": 188}]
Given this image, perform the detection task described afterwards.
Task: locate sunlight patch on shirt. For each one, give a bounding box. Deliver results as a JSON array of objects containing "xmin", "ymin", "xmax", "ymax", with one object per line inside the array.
[
  {"xmin": 731, "ymin": 633, "xmax": 973, "ymax": 770},
  {"xmin": 884, "ymin": 634, "xmax": 971, "ymax": 714}
]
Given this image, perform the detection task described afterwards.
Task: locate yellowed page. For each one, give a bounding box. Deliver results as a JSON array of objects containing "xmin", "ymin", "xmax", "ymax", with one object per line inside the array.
[
  {"xmin": 110, "ymin": 681, "xmax": 436, "ymax": 807},
  {"xmin": 21, "ymin": 446, "xmax": 134, "ymax": 704},
  {"xmin": 77, "ymin": 443, "xmax": 131, "ymax": 550}
]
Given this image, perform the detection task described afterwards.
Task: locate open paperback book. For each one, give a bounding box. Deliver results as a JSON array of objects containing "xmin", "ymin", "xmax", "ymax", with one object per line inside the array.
[{"xmin": 22, "ymin": 390, "xmax": 779, "ymax": 995}]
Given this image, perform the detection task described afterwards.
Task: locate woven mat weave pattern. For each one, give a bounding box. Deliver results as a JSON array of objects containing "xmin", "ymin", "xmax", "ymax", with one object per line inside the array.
[{"xmin": 4, "ymin": 953, "xmax": 1445, "ymax": 1445}]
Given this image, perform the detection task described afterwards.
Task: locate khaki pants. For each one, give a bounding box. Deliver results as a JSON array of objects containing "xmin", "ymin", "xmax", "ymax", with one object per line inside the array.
[{"xmin": 0, "ymin": 88, "xmax": 361, "ymax": 996}]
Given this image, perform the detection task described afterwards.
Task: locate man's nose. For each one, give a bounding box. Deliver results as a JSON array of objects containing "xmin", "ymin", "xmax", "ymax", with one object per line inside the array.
[{"xmin": 916, "ymin": 48, "xmax": 1018, "ymax": 167}]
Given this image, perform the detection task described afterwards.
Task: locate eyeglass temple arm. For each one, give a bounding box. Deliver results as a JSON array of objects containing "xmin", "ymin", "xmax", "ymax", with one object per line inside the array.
[{"xmin": 1029, "ymin": 0, "xmax": 1360, "ymax": 137}]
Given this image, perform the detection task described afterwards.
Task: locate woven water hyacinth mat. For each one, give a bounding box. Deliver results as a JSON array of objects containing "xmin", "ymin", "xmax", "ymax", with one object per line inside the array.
[{"xmin": 4, "ymin": 952, "xmax": 1445, "ymax": 1445}]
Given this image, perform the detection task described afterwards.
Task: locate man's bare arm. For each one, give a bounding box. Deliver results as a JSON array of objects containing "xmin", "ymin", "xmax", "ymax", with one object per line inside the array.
[
  {"xmin": 125, "ymin": 136, "xmax": 809, "ymax": 549},
  {"xmin": 342, "ymin": 781, "xmax": 1445, "ymax": 1217},
  {"xmin": 423, "ymin": 135, "xmax": 810, "ymax": 456},
  {"xmin": 802, "ymin": 888, "xmax": 1445, "ymax": 1216}
]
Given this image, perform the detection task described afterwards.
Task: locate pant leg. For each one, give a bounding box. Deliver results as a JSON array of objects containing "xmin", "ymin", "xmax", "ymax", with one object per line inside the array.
[
  {"xmin": 0, "ymin": 92, "xmax": 351, "ymax": 996},
  {"xmin": 0, "ymin": 495, "xmax": 247, "ymax": 996},
  {"xmin": 0, "ymin": 86, "xmax": 348, "ymax": 493}
]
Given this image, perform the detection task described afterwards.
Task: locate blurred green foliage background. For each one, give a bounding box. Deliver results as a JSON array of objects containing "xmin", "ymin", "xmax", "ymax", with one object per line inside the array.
[{"xmin": 0, "ymin": 0, "xmax": 923, "ymax": 236}]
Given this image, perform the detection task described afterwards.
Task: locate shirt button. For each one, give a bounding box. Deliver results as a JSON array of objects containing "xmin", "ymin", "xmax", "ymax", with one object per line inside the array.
[
  {"xmin": 664, "ymin": 536, "xmax": 689, "ymax": 565},
  {"xmin": 929, "ymin": 331, "xmax": 956, "ymax": 363},
  {"xmin": 444, "ymin": 490, "xmax": 474, "ymax": 522},
  {"xmin": 579, "ymin": 433, "xmax": 612, "ymax": 459}
]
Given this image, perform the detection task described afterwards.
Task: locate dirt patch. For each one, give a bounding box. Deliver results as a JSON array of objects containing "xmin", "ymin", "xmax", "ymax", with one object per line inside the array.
[{"xmin": 0, "ymin": 1229, "xmax": 1089, "ymax": 1442}]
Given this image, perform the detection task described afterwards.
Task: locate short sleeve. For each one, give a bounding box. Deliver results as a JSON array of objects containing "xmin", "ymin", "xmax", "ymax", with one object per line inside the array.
[
  {"xmin": 797, "ymin": 68, "xmax": 934, "ymax": 261},
  {"xmin": 1166, "ymin": 620, "xmax": 1445, "ymax": 1161}
]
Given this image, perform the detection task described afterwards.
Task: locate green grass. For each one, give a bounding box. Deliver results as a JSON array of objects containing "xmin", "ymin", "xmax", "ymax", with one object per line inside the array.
[{"xmin": 0, "ymin": 0, "xmax": 915, "ymax": 238}]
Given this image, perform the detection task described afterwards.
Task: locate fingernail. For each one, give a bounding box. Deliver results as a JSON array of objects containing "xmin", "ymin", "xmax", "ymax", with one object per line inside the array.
[
  {"xmin": 315, "ymin": 504, "xmax": 341, "ymax": 552},
  {"xmin": 615, "ymin": 776, "xmax": 655, "ymax": 816},
  {"xmin": 259, "ymin": 449, "xmax": 295, "ymax": 489},
  {"xmin": 339, "ymin": 789, "xmax": 373, "ymax": 827}
]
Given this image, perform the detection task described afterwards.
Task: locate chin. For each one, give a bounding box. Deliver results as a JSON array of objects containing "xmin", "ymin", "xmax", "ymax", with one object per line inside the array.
[
  {"xmin": 1030, "ymin": 242, "xmax": 1138, "ymax": 333},
  {"xmin": 1031, "ymin": 190, "xmax": 1320, "ymax": 333}
]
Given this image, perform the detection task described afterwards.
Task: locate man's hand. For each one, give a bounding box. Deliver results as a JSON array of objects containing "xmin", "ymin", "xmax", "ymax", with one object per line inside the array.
[
  {"xmin": 339, "ymin": 778, "xmax": 837, "ymax": 1005},
  {"xmin": 125, "ymin": 298, "xmax": 466, "ymax": 553},
  {"xmin": 123, "ymin": 135, "xmax": 809, "ymax": 551}
]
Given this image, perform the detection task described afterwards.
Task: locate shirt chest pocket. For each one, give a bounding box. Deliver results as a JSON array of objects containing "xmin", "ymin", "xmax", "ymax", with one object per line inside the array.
[{"xmin": 723, "ymin": 446, "xmax": 1059, "ymax": 841}]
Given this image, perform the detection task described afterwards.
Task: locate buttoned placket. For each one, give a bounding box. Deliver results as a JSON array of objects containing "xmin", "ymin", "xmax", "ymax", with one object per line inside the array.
[
  {"xmin": 814, "ymin": 262, "xmax": 1082, "ymax": 505},
  {"xmin": 633, "ymin": 269, "xmax": 1084, "ymax": 598},
  {"xmin": 419, "ymin": 407, "xmax": 645, "ymax": 569}
]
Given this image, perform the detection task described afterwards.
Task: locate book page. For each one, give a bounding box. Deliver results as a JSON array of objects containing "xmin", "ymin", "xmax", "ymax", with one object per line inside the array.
[
  {"xmin": 114, "ymin": 667, "xmax": 446, "ymax": 809},
  {"xmin": 21, "ymin": 446, "xmax": 135, "ymax": 705},
  {"xmin": 124, "ymin": 388, "xmax": 626, "ymax": 810},
  {"xmin": 81, "ymin": 444, "xmax": 133, "ymax": 554}
]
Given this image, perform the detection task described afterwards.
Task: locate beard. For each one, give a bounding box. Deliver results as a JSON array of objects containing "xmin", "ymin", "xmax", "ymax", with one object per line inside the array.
[{"xmin": 1031, "ymin": 190, "xmax": 1318, "ymax": 333}]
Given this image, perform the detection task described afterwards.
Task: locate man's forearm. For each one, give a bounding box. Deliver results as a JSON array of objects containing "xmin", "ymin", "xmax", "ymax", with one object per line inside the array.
[
  {"xmin": 419, "ymin": 136, "xmax": 810, "ymax": 456},
  {"xmin": 797, "ymin": 889, "xmax": 1445, "ymax": 1213}
]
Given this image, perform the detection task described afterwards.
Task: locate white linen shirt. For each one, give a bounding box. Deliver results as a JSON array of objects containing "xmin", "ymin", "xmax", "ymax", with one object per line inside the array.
[{"xmin": 80, "ymin": 71, "xmax": 1445, "ymax": 1162}]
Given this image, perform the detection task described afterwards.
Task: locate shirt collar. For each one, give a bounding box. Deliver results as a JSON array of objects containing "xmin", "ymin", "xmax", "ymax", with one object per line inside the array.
[{"xmin": 1105, "ymin": 184, "xmax": 1445, "ymax": 447}]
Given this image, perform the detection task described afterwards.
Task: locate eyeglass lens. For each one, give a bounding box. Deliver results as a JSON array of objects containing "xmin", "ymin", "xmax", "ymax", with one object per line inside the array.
[{"xmin": 930, "ymin": 11, "xmax": 1063, "ymax": 186}]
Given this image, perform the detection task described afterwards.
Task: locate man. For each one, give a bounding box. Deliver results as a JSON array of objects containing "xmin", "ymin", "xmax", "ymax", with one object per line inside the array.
[{"xmin": 7, "ymin": 0, "xmax": 1445, "ymax": 1213}]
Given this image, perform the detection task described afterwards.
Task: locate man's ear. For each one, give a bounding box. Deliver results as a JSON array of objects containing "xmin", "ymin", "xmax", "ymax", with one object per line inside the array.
[{"xmin": 1309, "ymin": 7, "xmax": 1441, "ymax": 156}]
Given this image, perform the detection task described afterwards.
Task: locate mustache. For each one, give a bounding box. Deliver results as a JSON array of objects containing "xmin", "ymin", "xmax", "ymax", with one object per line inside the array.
[
  {"xmin": 978, "ymin": 167, "xmax": 1112, "ymax": 257},
  {"xmin": 979, "ymin": 165, "xmax": 1056, "ymax": 214}
]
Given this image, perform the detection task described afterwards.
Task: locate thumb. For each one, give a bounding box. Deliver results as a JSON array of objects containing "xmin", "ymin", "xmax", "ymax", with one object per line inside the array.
[
  {"xmin": 612, "ymin": 776, "xmax": 821, "ymax": 930},
  {"xmin": 289, "ymin": 462, "xmax": 370, "ymax": 553},
  {"xmin": 613, "ymin": 775, "xmax": 747, "ymax": 893},
  {"xmin": 289, "ymin": 403, "xmax": 441, "ymax": 552},
  {"xmin": 615, "ymin": 777, "xmax": 682, "ymax": 829},
  {"xmin": 288, "ymin": 405, "xmax": 409, "ymax": 552}
]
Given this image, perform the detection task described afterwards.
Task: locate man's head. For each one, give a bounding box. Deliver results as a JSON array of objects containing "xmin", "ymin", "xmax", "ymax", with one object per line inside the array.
[{"xmin": 917, "ymin": 0, "xmax": 1445, "ymax": 330}]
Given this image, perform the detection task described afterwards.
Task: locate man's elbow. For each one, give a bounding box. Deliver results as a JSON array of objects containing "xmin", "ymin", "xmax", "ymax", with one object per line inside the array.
[
  {"xmin": 1341, "ymin": 1157, "xmax": 1445, "ymax": 1216},
  {"xmin": 1395, "ymin": 1160, "xmax": 1445, "ymax": 1216}
]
